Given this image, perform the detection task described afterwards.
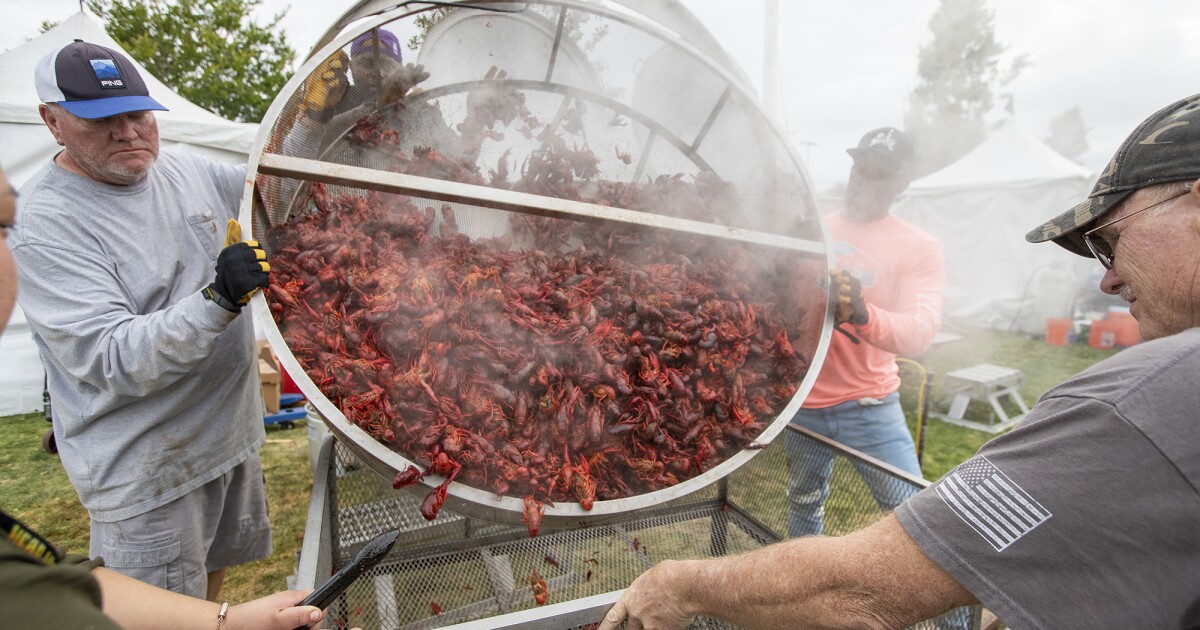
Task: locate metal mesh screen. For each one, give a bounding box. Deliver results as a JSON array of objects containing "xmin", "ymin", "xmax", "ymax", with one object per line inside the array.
[
  {"xmin": 246, "ymin": 0, "xmax": 833, "ymax": 528},
  {"xmin": 296, "ymin": 430, "xmax": 980, "ymax": 630},
  {"xmin": 254, "ymin": 3, "xmax": 818, "ymax": 235}
]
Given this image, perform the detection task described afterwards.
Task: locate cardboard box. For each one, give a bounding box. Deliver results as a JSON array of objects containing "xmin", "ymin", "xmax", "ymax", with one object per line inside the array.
[
  {"xmin": 259, "ymin": 358, "xmax": 281, "ymax": 414},
  {"xmin": 256, "ymin": 340, "xmax": 278, "ymax": 371}
]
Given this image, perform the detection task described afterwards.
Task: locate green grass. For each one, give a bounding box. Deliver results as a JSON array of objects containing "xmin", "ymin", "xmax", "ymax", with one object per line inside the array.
[
  {"xmin": 0, "ymin": 413, "xmax": 311, "ymax": 604},
  {"xmin": 0, "ymin": 413, "xmax": 92, "ymax": 554},
  {"xmin": 0, "ymin": 326, "xmax": 1116, "ymax": 608},
  {"xmin": 899, "ymin": 326, "xmax": 1114, "ymax": 480},
  {"xmin": 225, "ymin": 425, "xmax": 314, "ymax": 601}
]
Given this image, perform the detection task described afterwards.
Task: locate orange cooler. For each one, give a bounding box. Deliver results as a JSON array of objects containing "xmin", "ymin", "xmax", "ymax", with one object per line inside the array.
[
  {"xmin": 1088, "ymin": 320, "xmax": 1117, "ymax": 350},
  {"xmin": 1045, "ymin": 318, "xmax": 1073, "ymax": 346},
  {"xmin": 1107, "ymin": 311, "xmax": 1140, "ymax": 347}
]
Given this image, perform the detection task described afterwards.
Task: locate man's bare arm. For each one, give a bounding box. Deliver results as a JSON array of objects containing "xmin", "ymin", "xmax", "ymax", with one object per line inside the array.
[{"xmin": 600, "ymin": 514, "xmax": 976, "ymax": 630}]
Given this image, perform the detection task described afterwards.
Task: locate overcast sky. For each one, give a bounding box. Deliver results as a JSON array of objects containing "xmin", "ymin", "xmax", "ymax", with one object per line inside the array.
[{"xmin": 3, "ymin": 1, "xmax": 1197, "ymax": 190}]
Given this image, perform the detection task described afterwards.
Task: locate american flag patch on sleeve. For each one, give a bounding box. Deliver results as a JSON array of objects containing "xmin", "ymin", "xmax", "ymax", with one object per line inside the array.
[{"xmin": 935, "ymin": 456, "xmax": 1052, "ymax": 552}]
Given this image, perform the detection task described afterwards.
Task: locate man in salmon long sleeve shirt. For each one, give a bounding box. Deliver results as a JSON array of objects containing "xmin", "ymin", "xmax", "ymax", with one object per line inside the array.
[{"xmin": 784, "ymin": 127, "xmax": 945, "ymax": 537}]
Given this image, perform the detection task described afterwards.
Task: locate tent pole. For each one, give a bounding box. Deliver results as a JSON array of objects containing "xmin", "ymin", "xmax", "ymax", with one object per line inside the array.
[{"xmin": 763, "ymin": 0, "xmax": 782, "ymax": 126}]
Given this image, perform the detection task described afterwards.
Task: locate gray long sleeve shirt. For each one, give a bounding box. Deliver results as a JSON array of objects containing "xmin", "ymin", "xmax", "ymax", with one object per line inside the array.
[{"xmin": 12, "ymin": 150, "xmax": 265, "ymax": 522}]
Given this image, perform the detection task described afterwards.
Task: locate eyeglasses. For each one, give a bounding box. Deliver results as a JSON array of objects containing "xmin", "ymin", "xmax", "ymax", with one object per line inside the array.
[{"xmin": 1082, "ymin": 190, "xmax": 1188, "ymax": 269}]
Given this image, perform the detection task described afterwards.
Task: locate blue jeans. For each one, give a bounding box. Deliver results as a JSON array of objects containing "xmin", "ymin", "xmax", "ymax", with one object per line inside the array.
[{"xmin": 784, "ymin": 393, "xmax": 922, "ymax": 538}]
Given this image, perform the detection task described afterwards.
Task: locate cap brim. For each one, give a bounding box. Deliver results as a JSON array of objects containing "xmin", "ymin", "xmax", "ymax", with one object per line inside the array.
[
  {"xmin": 1024, "ymin": 190, "xmax": 1134, "ymax": 258},
  {"xmin": 846, "ymin": 147, "xmax": 910, "ymax": 178},
  {"xmin": 58, "ymin": 95, "xmax": 168, "ymax": 120},
  {"xmin": 846, "ymin": 147, "xmax": 894, "ymax": 163}
]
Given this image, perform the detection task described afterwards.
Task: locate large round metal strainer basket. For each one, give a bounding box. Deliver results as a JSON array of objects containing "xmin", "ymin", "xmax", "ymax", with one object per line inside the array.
[{"xmin": 241, "ymin": 0, "xmax": 833, "ymax": 530}]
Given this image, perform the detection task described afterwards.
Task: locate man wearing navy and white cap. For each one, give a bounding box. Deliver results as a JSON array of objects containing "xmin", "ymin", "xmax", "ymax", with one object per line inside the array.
[
  {"xmin": 11, "ymin": 40, "xmax": 272, "ymax": 600},
  {"xmin": 599, "ymin": 98, "xmax": 1200, "ymax": 629}
]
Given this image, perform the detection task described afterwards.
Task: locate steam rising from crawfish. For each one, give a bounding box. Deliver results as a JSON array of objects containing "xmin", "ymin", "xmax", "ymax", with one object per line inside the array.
[{"xmin": 266, "ymin": 106, "xmax": 816, "ymax": 536}]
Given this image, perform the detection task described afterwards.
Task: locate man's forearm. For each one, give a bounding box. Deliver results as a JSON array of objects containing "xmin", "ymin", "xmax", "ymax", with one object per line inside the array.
[
  {"xmin": 684, "ymin": 535, "xmax": 894, "ymax": 629},
  {"xmin": 606, "ymin": 515, "xmax": 975, "ymax": 630},
  {"xmin": 36, "ymin": 290, "xmax": 238, "ymax": 397},
  {"xmin": 854, "ymin": 302, "xmax": 941, "ymax": 357}
]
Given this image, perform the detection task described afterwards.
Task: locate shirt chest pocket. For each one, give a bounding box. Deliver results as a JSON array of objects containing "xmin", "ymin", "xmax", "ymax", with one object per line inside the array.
[{"xmin": 187, "ymin": 211, "xmax": 221, "ymax": 262}]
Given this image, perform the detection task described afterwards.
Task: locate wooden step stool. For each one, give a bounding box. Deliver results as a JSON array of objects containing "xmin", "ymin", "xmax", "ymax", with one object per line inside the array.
[{"xmin": 932, "ymin": 363, "xmax": 1029, "ymax": 433}]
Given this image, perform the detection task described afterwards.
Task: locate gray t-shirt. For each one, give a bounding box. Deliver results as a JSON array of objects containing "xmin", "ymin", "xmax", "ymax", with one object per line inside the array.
[
  {"xmin": 897, "ymin": 327, "xmax": 1200, "ymax": 629},
  {"xmin": 12, "ymin": 150, "xmax": 265, "ymax": 522}
]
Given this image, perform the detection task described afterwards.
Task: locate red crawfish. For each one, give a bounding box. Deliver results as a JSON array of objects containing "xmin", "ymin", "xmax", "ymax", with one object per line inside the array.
[
  {"xmin": 522, "ymin": 495, "xmax": 544, "ymax": 537},
  {"xmin": 391, "ymin": 464, "xmax": 424, "ymax": 489},
  {"xmin": 419, "ymin": 483, "xmax": 450, "ymax": 520},
  {"xmin": 427, "ymin": 450, "xmax": 463, "ymax": 479},
  {"xmin": 268, "ymin": 158, "xmax": 818, "ymax": 536},
  {"xmin": 418, "ymin": 452, "xmax": 463, "ymax": 520},
  {"xmin": 529, "ymin": 567, "xmax": 549, "ymax": 606},
  {"xmin": 774, "ymin": 329, "xmax": 795, "ymax": 357},
  {"xmin": 573, "ymin": 455, "xmax": 597, "ymax": 511},
  {"xmin": 431, "ymin": 601, "xmax": 444, "ymax": 615}
]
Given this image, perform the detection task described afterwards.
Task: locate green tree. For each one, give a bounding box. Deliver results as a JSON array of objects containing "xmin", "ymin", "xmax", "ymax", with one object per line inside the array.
[
  {"xmin": 1044, "ymin": 106, "xmax": 1090, "ymax": 165},
  {"xmin": 903, "ymin": 0, "xmax": 1027, "ymax": 175},
  {"xmin": 409, "ymin": 2, "xmax": 606, "ymax": 54},
  {"xmin": 408, "ymin": 7, "xmax": 455, "ymax": 51},
  {"xmin": 86, "ymin": 0, "xmax": 294, "ymax": 122}
]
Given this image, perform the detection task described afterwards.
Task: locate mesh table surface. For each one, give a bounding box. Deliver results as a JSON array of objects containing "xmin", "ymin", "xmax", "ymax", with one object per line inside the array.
[{"xmin": 294, "ymin": 428, "xmax": 980, "ymax": 630}]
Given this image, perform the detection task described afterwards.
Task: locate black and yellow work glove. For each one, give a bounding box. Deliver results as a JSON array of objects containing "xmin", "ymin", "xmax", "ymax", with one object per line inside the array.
[
  {"xmin": 203, "ymin": 220, "xmax": 270, "ymax": 313},
  {"xmin": 299, "ymin": 50, "xmax": 350, "ymax": 122},
  {"xmin": 830, "ymin": 268, "xmax": 868, "ymax": 344},
  {"xmin": 831, "ymin": 268, "xmax": 869, "ymax": 326}
]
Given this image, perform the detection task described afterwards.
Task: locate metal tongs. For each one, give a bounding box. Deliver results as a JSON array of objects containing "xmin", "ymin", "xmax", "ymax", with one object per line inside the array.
[{"xmin": 295, "ymin": 527, "xmax": 401, "ymax": 628}]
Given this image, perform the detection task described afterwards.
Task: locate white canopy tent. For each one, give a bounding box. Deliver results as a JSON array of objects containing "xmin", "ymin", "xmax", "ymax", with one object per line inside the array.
[
  {"xmin": 0, "ymin": 10, "xmax": 258, "ymax": 416},
  {"xmin": 893, "ymin": 120, "xmax": 1096, "ymax": 335},
  {"xmin": 0, "ymin": 10, "xmax": 258, "ymax": 183}
]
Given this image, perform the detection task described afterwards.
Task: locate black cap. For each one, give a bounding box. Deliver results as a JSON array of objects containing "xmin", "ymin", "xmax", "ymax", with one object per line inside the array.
[
  {"xmin": 846, "ymin": 127, "xmax": 915, "ymax": 174},
  {"xmin": 1026, "ymin": 93, "xmax": 1200, "ymax": 256},
  {"xmin": 34, "ymin": 39, "xmax": 167, "ymax": 119}
]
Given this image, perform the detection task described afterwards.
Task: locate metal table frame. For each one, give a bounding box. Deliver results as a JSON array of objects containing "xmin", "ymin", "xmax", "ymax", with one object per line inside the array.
[{"xmin": 291, "ymin": 427, "xmax": 981, "ymax": 630}]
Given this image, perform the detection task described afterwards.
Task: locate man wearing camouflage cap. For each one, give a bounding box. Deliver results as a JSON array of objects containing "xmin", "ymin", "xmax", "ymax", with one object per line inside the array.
[{"xmin": 599, "ymin": 95, "xmax": 1200, "ymax": 629}]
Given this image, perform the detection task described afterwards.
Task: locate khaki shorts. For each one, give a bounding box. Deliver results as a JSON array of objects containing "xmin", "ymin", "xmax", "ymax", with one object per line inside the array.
[{"xmin": 89, "ymin": 454, "xmax": 272, "ymax": 598}]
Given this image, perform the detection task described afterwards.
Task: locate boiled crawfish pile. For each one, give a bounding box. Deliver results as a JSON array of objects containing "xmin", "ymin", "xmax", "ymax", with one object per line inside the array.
[{"xmin": 265, "ymin": 71, "xmax": 818, "ymax": 537}]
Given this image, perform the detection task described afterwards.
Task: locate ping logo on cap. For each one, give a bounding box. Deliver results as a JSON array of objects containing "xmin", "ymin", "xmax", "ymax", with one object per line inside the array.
[
  {"xmin": 90, "ymin": 58, "xmax": 126, "ymax": 89},
  {"xmin": 34, "ymin": 39, "xmax": 168, "ymax": 118}
]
